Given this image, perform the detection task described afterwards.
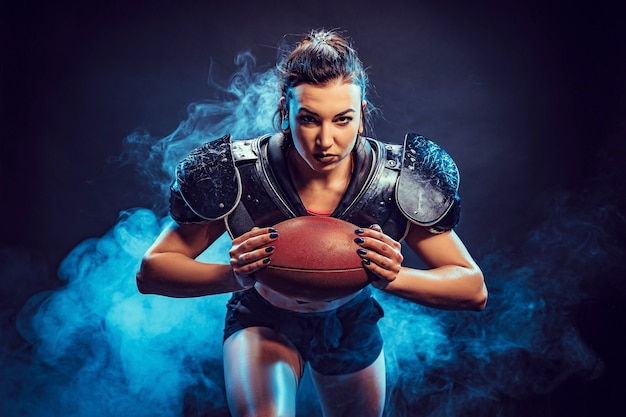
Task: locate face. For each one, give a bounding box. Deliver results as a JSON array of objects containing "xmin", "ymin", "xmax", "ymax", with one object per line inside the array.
[{"xmin": 285, "ymin": 79, "xmax": 365, "ymax": 174}]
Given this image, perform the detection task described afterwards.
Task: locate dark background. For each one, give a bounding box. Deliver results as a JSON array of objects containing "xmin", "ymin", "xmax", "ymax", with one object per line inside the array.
[{"xmin": 1, "ymin": 0, "xmax": 625, "ymax": 416}]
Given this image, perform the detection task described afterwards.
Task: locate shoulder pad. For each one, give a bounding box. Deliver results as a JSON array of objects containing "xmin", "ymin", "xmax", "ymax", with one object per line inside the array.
[
  {"xmin": 169, "ymin": 182, "xmax": 207, "ymax": 224},
  {"xmin": 396, "ymin": 133, "xmax": 460, "ymax": 227},
  {"xmin": 174, "ymin": 134, "xmax": 242, "ymax": 220}
]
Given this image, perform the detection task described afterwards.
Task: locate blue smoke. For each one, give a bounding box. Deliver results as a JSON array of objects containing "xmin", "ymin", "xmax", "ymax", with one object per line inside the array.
[
  {"xmin": 1, "ymin": 52, "xmax": 620, "ymax": 417},
  {"xmin": 118, "ymin": 51, "xmax": 280, "ymax": 201},
  {"xmin": 379, "ymin": 186, "xmax": 617, "ymax": 416}
]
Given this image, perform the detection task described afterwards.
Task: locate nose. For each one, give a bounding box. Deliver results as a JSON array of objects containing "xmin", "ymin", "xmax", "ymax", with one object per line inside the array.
[{"xmin": 316, "ymin": 123, "xmax": 334, "ymax": 149}]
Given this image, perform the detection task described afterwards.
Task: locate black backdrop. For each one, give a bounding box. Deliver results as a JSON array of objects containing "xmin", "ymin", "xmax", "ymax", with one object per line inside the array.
[{"xmin": 1, "ymin": 0, "xmax": 625, "ymax": 416}]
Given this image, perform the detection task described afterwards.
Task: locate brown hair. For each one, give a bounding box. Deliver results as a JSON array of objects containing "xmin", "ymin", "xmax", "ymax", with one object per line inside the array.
[{"xmin": 274, "ymin": 29, "xmax": 374, "ymax": 133}]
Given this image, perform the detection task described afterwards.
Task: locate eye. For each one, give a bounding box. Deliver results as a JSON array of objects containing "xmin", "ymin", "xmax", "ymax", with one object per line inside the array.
[
  {"xmin": 335, "ymin": 116, "xmax": 353, "ymax": 125},
  {"xmin": 297, "ymin": 115, "xmax": 318, "ymax": 124}
]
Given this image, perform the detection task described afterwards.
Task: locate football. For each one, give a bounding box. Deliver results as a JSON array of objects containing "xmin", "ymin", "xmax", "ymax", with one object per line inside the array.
[{"xmin": 254, "ymin": 216, "xmax": 370, "ymax": 301}]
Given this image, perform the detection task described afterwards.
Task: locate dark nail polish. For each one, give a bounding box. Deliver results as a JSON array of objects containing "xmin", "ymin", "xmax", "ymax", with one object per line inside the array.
[
  {"xmin": 265, "ymin": 246, "xmax": 275, "ymax": 253},
  {"xmin": 355, "ymin": 228, "xmax": 364, "ymax": 234},
  {"xmin": 269, "ymin": 233, "xmax": 279, "ymax": 239},
  {"xmin": 263, "ymin": 257, "xmax": 271, "ymax": 264},
  {"xmin": 354, "ymin": 237, "xmax": 364, "ymax": 244},
  {"xmin": 357, "ymin": 248, "xmax": 367, "ymax": 256},
  {"xmin": 362, "ymin": 258, "xmax": 371, "ymax": 265},
  {"xmin": 268, "ymin": 228, "xmax": 278, "ymax": 233}
]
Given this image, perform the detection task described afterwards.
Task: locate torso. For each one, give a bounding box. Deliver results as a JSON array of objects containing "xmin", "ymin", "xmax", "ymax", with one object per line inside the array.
[
  {"xmin": 256, "ymin": 144, "xmax": 360, "ymax": 312},
  {"xmin": 227, "ymin": 134, "xmax": 406, "ymax": 312}
]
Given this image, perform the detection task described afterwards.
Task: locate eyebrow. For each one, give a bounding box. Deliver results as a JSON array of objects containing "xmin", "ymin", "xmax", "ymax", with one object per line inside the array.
[{"xmin": 298, "ymin": 108, "xmax": 356, "ymax": 117}]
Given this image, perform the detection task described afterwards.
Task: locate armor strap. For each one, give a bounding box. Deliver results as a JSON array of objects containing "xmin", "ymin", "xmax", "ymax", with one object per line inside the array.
[
  {"xmin": 339, "ymin": 139, "xmax": 409, "ymax": 241},
  {"xmin": 227, "ymin": 134, "xmax": 298, "ymax": 238},
  {"xmin": 396, "ymin": 133, "xmax": 460, "ymax": 227}
]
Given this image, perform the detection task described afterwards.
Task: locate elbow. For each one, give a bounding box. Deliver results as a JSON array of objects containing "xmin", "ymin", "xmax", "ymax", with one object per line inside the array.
[
  {"xmin": 136, "ymin": 256, "xmax": 156, "ymax": 295},
  {"xmin": 472, "ymin": 285, "xmax": 488, "ymax": 311},
  {"xmin": 470, "ymin": 269, "xmax": 488, "ymax": 311},
  {"xmin": 136, "ymin": 272, "xmax": 150, "ymax": 294}
]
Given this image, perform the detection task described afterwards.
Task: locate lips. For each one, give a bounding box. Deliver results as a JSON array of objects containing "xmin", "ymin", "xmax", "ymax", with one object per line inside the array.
[{"xmin": 313, "ymin": 153, "xmax": 337, "ymax": 164}]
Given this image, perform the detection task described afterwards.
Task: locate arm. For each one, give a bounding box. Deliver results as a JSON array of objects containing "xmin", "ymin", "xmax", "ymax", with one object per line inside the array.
[
  {"xmin": 136, "ymin": 219, "xmax": 239, "ymax": 297},
  {"xmin": 137, "ymin": 218, "xmax": 280, "ymax": 298},
  {"xmin": 356, "ymin": 224, "xmax": 487, "ymax": 311}
]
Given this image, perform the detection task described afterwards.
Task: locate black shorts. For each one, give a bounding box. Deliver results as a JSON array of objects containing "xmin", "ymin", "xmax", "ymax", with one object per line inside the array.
[{"xmin": 223, "ymin": 286, "xmax": 385, "ymax": 376}]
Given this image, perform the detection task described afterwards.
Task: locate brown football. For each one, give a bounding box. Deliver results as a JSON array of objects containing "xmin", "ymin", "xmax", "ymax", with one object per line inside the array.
[{"xmin": 254, "ymin": 216, "xmax": 370, "ymax": 301}]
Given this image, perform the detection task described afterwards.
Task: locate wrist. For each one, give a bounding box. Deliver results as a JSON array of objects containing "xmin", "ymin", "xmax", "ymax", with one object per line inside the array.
[{"xmin": 370, "ymin": 276, "xmax": 394, "ymax": 290}]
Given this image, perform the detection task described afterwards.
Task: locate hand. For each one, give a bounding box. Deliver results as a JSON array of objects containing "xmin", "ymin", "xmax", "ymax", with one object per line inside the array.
[
  {"xmin": 354, "ymin": 224, "xmax": 403, "ymax": 289},
  {"xmin": 229, "ymin": 227, "xmax": 279, "ymax": 289}
]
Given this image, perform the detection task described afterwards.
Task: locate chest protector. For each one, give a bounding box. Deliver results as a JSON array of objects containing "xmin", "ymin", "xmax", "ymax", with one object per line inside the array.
[{"xmin": 170, "ymin": 133, "xmax": 460, "ymax": 241}]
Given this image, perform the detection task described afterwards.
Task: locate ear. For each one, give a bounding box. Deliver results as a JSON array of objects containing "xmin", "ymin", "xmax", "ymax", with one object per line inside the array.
[
  {"xmin": 279, "ymin": 96, "xmax": 291, "ymax": 132},
  {"xmin": 358, "ymin": 100, "xmax": 367, "ymax": 134}
]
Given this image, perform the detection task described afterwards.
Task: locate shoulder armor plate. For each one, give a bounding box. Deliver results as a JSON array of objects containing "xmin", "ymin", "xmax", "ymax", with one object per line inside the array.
[
  {"xmin": 175, "ymin": 134, "xmax": 242, "ymax": 220},
  {"xmin": 396, "ymin": 133, "xmax": 460, "ymax": 226}
]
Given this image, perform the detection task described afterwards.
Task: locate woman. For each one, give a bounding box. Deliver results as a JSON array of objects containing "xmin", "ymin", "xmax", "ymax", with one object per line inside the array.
[{"xmin": 137, "ymin": 29, "xmax": 487, "ymax": 417}]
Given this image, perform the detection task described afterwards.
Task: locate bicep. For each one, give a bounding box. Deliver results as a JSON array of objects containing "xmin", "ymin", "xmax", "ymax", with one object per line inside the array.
[
  {"xmin": 146, "ymin": 219, "xmax": 227, "ymax": 259},
  {"xmin": 403, "ymin": 224, "xmax": 478, "ymax": 270}
]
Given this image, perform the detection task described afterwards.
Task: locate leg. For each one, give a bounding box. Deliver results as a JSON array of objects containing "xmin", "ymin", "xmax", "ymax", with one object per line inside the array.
[
  {"xmin": 223, "ymin": 327, "xmax": 305, "ymax": 417},
  {"xmin": 310, "ymin": 349, "xmax": 386, "ymax": 417}
]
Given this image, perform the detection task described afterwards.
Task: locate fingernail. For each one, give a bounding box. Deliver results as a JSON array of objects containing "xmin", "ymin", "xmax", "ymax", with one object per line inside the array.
[
  {"xmin": 354, "ymin": 237, "xmax": 364, "ymax": 244},
  {"xmin": 268, "ymin": 228, "xmax": 278, "ymax": 233},
  {"xmin": 269, "ymin": 233, "xmax": 279, "ymax": 239},
  {"xmin": 355, "ymin": 228, "xmax": 364, "ymax": 234},
  {"xmin": 357, "ymin": 248, "xmax": 367, "ymax": 256},
  {"xmin": 362, "ymin": 258, "xmax": 371, "ymax": 265},
  {"xmin": 263, "ymin": 258, "xmax": 271, "ymax": 264},
  {"xmin": 265, "ymin": 246, "xmax": 275, "ymax": 253}
]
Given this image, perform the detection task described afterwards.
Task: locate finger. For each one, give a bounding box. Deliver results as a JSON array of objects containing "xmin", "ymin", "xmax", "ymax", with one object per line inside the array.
[
  {"xmin": 231, "ymin": 229, "xmax": 279, "ymax": 257},
  {"xmin": 356, "ymin": 241, "xmax": 403, "ymax": 280},
  {"xmin": 354, "ymin": 226, "xmax": 401, "ymax": 250},
  {"xmin": 354, "ymin": 236, "xmax": 403, "ymax": 262},
  {"xmin": 357, "ymin": 248, "xmax": 402, "ymax": 273},
  {"xmin": 231, "ymin": 244, "xmax": 275, "ymax": 266},
  {"xmin": 232, "ymin": 226, "xmax": 278, "ymax": 244},
  {"xmin": 231, "ymin": 250, "xmax": 272, "ymax": 272}
]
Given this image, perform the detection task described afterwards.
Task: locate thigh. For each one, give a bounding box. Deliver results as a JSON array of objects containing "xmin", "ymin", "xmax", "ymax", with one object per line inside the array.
[
  {"xmin": 311, "ymin": 349, "xmax": 386, "ymax": 417},
  {"xmin": 223, "ymin": 327, "xmax": 305, "ymax": 417}
]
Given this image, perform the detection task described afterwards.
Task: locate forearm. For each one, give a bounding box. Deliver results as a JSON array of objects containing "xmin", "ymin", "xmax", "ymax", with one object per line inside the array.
[
  {"xmin": 136, "ymin": 251, "xmax": 242, "ymax": 298},
  {"xmin": 381, "ymin": 264, "xmax": 487, "ymax": 311}
]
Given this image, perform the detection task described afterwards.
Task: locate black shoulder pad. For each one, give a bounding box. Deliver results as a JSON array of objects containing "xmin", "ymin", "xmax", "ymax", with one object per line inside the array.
[
  {"xmin": 396, "ymin": 133, "xmax": 460, "ymax": 227},
  {"xmin": 174, "ymin": 134, "xmax": 241, "ymax": 220},
  {"xmin": 169, "ymin": 181, "xmax": 207, "ymax": 224}
]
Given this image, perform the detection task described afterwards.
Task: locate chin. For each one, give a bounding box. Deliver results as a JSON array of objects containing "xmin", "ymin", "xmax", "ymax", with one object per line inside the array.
[{"xmin": 310, "ymin": 162, "xmax": 339, "ymax": 173}]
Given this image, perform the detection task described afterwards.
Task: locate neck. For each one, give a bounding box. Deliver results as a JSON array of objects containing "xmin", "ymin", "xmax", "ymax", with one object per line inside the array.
[
  {"xmin": 287, "ymin": 150, "xmax": 353, "ymax": 213},
  {"xmin": 288, "ymin": 149, "xmax": 352, "ymax": 188}
]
